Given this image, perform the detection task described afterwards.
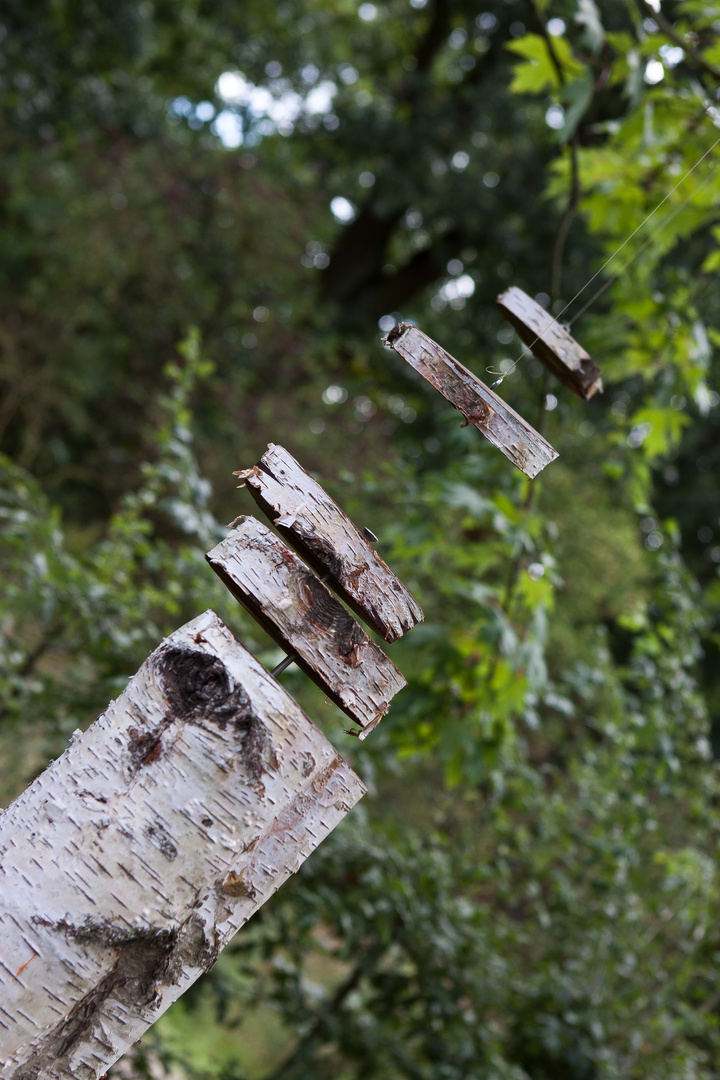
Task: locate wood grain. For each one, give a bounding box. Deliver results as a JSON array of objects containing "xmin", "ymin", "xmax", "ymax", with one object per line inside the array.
[
  {"xmin": 206, "ymin": 517, "xmax": 406, "ymax": 736},
  {"xmin": 496, "ymin": 286, "xmax": 603, "ymax": 400},
  {"xmin": 386, "ymin": 322, "xmax": 558, "ymax": 479},
  {"xmin": 235, "ymin": 443, "xmax": 423, "ymax": 643},
  {"xmin": 0, "ymin": 610, "xmax": 364, "ymax": 1080}
]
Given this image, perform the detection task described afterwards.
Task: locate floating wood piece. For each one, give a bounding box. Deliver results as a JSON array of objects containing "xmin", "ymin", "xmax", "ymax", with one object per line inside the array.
[
  {"xmin": 206, "ymin": 517, "xmax": 406, "ymax": 737},
  {"xmin": 235, "ymin": 443, "xmax": 423, "ymax": 643},
  {"xmin": 0, "ymin": 609, "xmax": 364, "ymax": 1080},
  {"xmin": 496, "ymin": 286, "xmax": 603, "ymax": 400},
  {"xmin": 385, "ymin": 322, "xmax": 558, "ymax": 479}
]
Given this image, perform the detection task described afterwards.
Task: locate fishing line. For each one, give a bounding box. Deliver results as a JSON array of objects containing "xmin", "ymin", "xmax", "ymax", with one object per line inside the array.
[
  {"xmin": 487, "ymin": 129, "xmax": 720, "ymax": 387},
  {"xmin": 566, "ymin": 161, "xmax": 719, "ymax": 326}
]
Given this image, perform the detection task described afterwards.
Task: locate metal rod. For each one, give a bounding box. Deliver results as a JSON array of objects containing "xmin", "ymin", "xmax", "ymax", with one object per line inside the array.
[{"xmin": 271, "ymin": 652, "xmax": 297, "ymax": 677}]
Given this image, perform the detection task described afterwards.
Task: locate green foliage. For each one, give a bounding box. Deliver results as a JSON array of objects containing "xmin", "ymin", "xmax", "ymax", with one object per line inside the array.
[
  {"xmin": 508, "ymin": 33, "xmax": 586, "ymax": 92},
  {"xmin": 3, "ymin": 1, "xmax": 720, "ymax": 1078},
  {"xmin": 0, "ymin": 330, "xmax": 253, "ymax": 793}
]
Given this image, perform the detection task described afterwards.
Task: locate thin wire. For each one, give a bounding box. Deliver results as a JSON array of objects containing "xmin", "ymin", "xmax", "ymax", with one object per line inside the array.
[
  {"xmin": 567, "ymin": 161, "xmax": 719, "ymax": 326},
  {"xmin": 488, "ymin": 130, "xmax": 720, "ymax": 387},
  {"xmin": 272, "ymin": 652, "xmax": 297, "ymax": 677}
]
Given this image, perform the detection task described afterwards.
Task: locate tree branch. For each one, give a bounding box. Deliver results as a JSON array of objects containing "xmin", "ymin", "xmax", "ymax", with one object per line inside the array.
[
  {"xmin": 551, "ymin": 135, "xmax": 581, "ymax": 304},
  {"xmin": 261, "ymin": 941, "xmax": 387, "ymax": 1080},
  {"xmin": 528, "ymin": 0, "xmax": 566, "ymax": 86},
  {"xmin": 634, "ymin": 0, "xmax": 720, "ymax": 83}
]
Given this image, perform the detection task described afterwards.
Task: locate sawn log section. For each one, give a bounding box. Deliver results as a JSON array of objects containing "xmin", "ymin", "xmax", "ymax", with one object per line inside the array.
[
  {"xmin": 0, "ymin": 610, "xmax": 364, "ymax": 1080},
  {"xmin": 385, "ymin": 323, "xmax": 558, "ymax": 479},
  {"xmin": 235, "ymin": 443, "xmax": 423, "ymax": 643},
  {"xmin": 496, "ymin": 286, "xmax": 603, "ymax": 400},
  {"xmin": 206, "ymin": 518, "xmax": 406, "ymax": 737}
]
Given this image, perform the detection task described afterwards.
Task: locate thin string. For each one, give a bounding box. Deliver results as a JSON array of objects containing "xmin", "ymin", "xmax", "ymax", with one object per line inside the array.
[
  {"xmin": 488, "ymin": 130, "xmax": 720, "ymax": 386},
  {"xmin": 567, "ymin": 161, "xmax": 719, "ymax": 326}
]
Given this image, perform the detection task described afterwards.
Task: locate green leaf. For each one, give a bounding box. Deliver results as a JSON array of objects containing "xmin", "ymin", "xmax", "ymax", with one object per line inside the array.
[
  {"xmin": 630, "ymin": 407, "xmax": 691, "ymax": 458},
  {"xmin": 559, "ymin": 73, "xmax": 594, "ymax": 143},
  {"xmin": 575, "ymin": 0, "xmax": 604, "ymax": 54},
  {"xmin": 507, "ymin": 33, "xmax": 585, "ymax": 94}
]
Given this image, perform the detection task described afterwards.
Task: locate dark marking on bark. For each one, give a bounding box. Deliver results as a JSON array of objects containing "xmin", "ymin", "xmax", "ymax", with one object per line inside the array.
[
  {"xmin": 297, "ymin": 573, "xmax": 366, "ymax": 658},
  {"xmin": 145, "ymin": 821, "xmax": 178, "ymax": 862},
  {"xmin": 78, "ymin": 789, "xmax": 108, "ymax": 804},
  {"xmin": 221, "ymin": 869, "xmax": 257, "ymax": 899},
  {"xmin": 14, "ymin": 915, "xmax": 216, "ymax": 1080},
  {"xmin": 156, "ymin": 647, "xmax": 278, "ymax": 781},
  {"xmin": 158, "ymin": 648, "xmax": 247, "ymax": 727},
  {"xmin": 299, "ymin": 533, "xmax": 346, "ymax": 583},
  {"xmin": 240, "ymin": 714, "xmax": 278, "ymax": 780},
  {"xmin": 201, "ymin": 817, "xmax": 213, "ymax": 827},
  {"xmin": 127, "ymin": 726, "xmax": 164, "ymax": 769},
  {"xmin": 301, "ymin": 752, "xmax": 316, "ymax": 777},
  {"xmin": 31, "ymin": 914, "xmax": 170, "ymax": 951}
]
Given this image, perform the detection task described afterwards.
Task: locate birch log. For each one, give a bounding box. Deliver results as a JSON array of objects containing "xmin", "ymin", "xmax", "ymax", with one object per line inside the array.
[
  {"xmin": 385, "ymin": 322, "xmax": 558, "ymax": 479},
  {"xmin": 234, "ymin": 443, "xmax": 423, "ymax": 643},
  {"xmin": 0, "ymin": 609, "xmax": 365, "ymax": 1080},
  {"xmin": 206, "ymin": 518, "xmax": 406, "ymax": 737},
  {"xmin": 496, "ymin": 287, "xmax": 603, "ymax": 400}
]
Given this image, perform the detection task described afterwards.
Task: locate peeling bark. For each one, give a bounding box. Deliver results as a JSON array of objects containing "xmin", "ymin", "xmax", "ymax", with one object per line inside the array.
[
  {"xmin": 496, "ymin": 287, "xmax": 603, "ymax": 400},
  {"xmin": 0, "ymin": 610, "xmax": 365, "ymax": 1080},
  {"xmin": 206, "ymin": 518, "xmax": 406, "ymax": 737},
  {"xmin": 386, "ymin": 323, "xmax": 558, "ymax": 479},
  {"xmin": 235, "ymin": 443, "xmax": 423, "ymax": 643}
]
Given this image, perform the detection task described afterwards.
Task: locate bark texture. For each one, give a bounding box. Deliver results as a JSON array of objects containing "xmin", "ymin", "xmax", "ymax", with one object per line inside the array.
[
  {"xmin": 0, "ymin": 610, "xmax": 365, "ymax": 1080},
  {"xmin": 496, "ymin": 287, "xmax": 603, "ymax": 400},
  {"xmin": 235, "ymin": 443, "xmax": 423, "ymax": 643},
  {"xmin": 206, "ymin": 518, "xmax": 406, "ymax": 737},
  {"xmin": 386, "ymin": 322, "xmax": 559, "ymax": 479}
]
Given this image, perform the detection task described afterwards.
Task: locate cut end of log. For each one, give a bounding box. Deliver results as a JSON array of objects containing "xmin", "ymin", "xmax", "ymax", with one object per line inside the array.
[
  {"xmin": 207, "ymin": 519, "xmax": 407, "ymax": 734},
  {"xmin": 496, "ymin": 287, "xmax": 603, "ymax": 401},
  {"xmin": 384, "ymin": 321, "xmax": 414, "ymax": 347},
  {"xmin": 385, "ymin": 323, "xmax": 558, "ymax": 479},
  {"xmin": 236, "ymin": 443, "xmax": 423, "ymax": 642}
]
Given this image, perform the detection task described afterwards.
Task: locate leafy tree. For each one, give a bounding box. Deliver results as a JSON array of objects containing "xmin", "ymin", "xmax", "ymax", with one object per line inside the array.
[{"xmin": 3, "ymin": 1, "xmax": 720, "ymax": 1078}]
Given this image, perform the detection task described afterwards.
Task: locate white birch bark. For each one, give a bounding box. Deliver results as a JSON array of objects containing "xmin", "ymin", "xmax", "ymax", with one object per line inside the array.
[
  {"xmin": 496, "ymin": 286, "xmax": 603, "ymax": 400},
  {"xmin": 234, "ymin": 443, "xmax": 423, "ymax": 643},
  {"xmin": 206, "ymin": 518, "xmax": 406, "ymax": 737},
  {"xmin": 0, "ymin": 610, "xmax": 365, "ymax": 1080},
  {"xmin": 385, "ymin": 322, "xmax": 559, "ymax": 479}
]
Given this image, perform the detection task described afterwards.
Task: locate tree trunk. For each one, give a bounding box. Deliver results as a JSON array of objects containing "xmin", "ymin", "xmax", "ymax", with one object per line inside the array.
[{"xmin": 0, "ymin": 609, "xmax": 365, "ymax": 1080}]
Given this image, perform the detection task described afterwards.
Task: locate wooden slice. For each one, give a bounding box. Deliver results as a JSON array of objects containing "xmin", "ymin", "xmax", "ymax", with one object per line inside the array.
[
  {"xmin": 385, "ymin": 323, "xmax": 558, "ymax": 479},
  {"xmin": 0, "ymin": 609, "xmax": 365, "ymax": 1079},
  {"xmin": 496, "ymin": 286, "xmax": 603, "ymax": 400},
  {"xmin": 206, "ymin": 517, "xmax": 406, "ymax": 737},
  {"xmin": 235, "ymin": 443, "xmax": 423, "ymax": 643}
]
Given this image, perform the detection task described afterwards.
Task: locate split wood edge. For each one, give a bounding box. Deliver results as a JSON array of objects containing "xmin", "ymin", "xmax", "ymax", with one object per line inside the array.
[
  {"xmin": 206, "ymin": 517, "xmax": 406, "ymax": 737},
  {"xmin": 0, "ymin": 609, "xmax": 365, "ymax": 1080},
  {"xmin": 235, "ymin": 442, "xmax": 423, "ymax": 643},
  {"xmin": 496, "ymin": 286, "xmax": 603, "ymax": 401},
  {"xmin": 385, "ymin": 322, "xmax": 558, "ymax": 479}
]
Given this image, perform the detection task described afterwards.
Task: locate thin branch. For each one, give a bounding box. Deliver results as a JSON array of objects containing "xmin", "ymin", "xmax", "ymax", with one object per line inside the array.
[
  {"xmin": 0, "ymin": 623, "xmax": 65, "ymax": 724},
  {"xmin": 634, "ymin": 0, "xmax": 720, "ymax": 83},
  {"xmin": 551, "ymin": 135, "xmax": 581, "ymax": 304},
  {"xmin": 528, "ymin": 0, "xmax": 566, "ymax": 86},
  {"xmin": 261, "ymin": 943, "xmax": 387, "ymax": 1080}
]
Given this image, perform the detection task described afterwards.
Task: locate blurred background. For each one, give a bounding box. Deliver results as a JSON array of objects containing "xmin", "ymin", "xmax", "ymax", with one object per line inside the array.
[{"xmin": 2, "ymin": 0, "xmax": 720, "ymax": 1076}]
